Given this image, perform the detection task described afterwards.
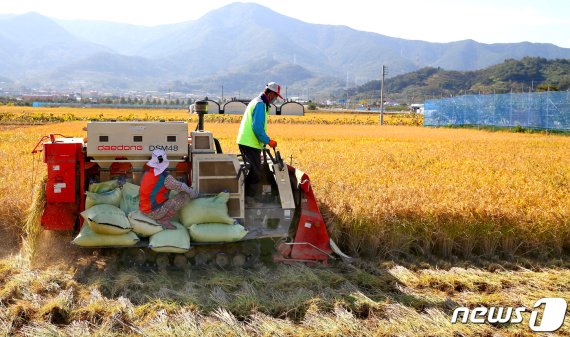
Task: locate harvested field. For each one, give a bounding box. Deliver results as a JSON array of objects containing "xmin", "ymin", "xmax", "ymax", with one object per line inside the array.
[{"xmin": 1, "ymin": 256, "xmax": 569, "ymax": 336}]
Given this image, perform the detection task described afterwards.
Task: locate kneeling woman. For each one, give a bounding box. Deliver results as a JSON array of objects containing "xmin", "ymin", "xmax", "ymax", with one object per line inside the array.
[{"xmin": 140, "ymin": 149, "xmax": 198, "ymax": 229}]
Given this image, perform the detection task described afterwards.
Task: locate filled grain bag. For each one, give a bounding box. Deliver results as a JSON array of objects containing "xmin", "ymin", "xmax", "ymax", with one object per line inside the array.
[
  {"xmin": 149, "ymin": 222, "xmax": 190, "ymax": 253},
  {"xmin": 180, "ymin": 192, "xmax": 235, "ymax": 226},
  {"xmin": 189, "ymin": 223, "xmax": 248, "ymax": 243},
  {"xmin": 72, "ymin": 223, "xmax": 139, "ymax": 247},
  {"xmin": 88, "ymin": 179, "xmax": 119, "ymax": 193},
  {"xmin": 81, "ymin": 204, "xmax": 132, "ymax": 235},
  {"xmin": 120, "ymin": 182, "xmax": 140, "ymax": 215},
  {"xmin": 128, "ymin": 210, "xmax": 163, "ymax": 237},
  {"xmin": 85, "ymin": 187, "xmax": 122, "ymax": 209}
]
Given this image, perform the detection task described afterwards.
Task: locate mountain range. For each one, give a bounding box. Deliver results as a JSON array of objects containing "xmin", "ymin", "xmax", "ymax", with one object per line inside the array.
[{"xmin": 1, "ymin": 2, "xmax": 570, "ymax": 97}]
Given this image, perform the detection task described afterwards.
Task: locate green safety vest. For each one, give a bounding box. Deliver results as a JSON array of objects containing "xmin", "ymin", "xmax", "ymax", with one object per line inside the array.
[{"xmin": 236, "ymin": 96, "xmax": 268, "ymax": 149}]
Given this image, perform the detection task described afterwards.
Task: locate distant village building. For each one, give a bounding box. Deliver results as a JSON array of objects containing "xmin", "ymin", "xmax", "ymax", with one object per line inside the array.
[
  {"xmin": 219, "ymin": 100, "xmax": 303, "ymax": 115},
  {"xmin": 189, "ymin": 99, "xmax": 220, "ymax": 114},
  {"xmin": 204, "ymin": 100, "xmax": 220, "ymax": 114},
  {"xmin": 280, "ymin": 101, "xmax": 304, "ymax": 115},
  {"xmin": 410, "ymin": 104, "xmax": 424, "ymax": 114},
  {"xmin": 223, "ymin": 101, "xmax": 247, "ymax": 114}
]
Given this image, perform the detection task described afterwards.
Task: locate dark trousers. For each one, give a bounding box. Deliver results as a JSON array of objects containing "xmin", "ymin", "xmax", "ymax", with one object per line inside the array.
[{"xmin": 239, "ymin": 144, "xmax": 262, "ymax": 198}]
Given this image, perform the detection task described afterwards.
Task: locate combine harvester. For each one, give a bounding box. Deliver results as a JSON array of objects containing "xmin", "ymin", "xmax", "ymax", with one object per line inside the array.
[{"xmin": 32, "ymin": 102, "xmax": 350, "ymax": 270}]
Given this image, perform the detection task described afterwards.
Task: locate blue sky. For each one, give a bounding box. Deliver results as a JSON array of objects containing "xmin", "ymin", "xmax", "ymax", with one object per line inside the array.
[{"xmin": 2, "ymin": 0, "xmax": 569, "ymax": 47}]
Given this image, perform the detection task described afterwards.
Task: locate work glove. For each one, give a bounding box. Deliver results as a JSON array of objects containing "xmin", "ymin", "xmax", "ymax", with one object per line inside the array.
[{"xmin": 268, "ymin": 139, "xmax": 278, "ymax": 148}]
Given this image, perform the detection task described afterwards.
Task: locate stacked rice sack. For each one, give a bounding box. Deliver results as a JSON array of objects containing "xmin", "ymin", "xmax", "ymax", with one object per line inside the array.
[
  {"xmin": 180, "ymin": 192, "xmax": 247, "ymax": 242},
  {"xmin": 147, "ymin": 220, "xmax": 190, "ymax": 253},
  {"xmin": 72, "ymin": 179, "xmax": 191, "ymax": 253},
  {"xmin": 72, "ymin": 180, "xmax": 140, "ymax": 247},
  {"xmin": 73, "ymin": 180, "xmax": 244, "ymax": 252}
]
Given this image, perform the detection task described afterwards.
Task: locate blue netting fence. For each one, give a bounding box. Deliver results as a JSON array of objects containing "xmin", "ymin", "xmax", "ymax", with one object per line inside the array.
[{"xmin": 424, "ymin": 91, "xmax": 570, "ymax": 131}]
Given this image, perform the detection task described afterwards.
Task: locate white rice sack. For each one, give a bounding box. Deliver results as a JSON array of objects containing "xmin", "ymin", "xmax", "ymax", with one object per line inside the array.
[
  {"xmin": 180, "ymin": 192, "xmax": 235, "ymax": 226},
  {"xmin": 81, "ymin": 204, "xmax": 132, "ymax": 235},
  {"xmin": 72, "ymin": 223, "xmax": 139, "ymax": 247},
  {"xmin": 128, "ymin": 210, "xmax": 163, "ymax": 237},
  {"xmin": 85, "ymin": 187, "xmax": 122, "ymax": 209},
  {"xmin": 120, "ymin": 182, "xmax": 140, "ymax": 215},
  {"xmin": 189, "ymin": 223, "xmax": 248, "ymax": 243},
  {"xmin": 149, "ymin": 222, "xmax": 190, "ymax": 253},
  {"xmin": 88, "ymin": 179, "xmax": 119, "ymax": 193}
]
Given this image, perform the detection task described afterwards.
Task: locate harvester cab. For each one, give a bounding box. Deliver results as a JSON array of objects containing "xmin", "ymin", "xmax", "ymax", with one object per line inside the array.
[{"xmin": 33, "ymin": 101, "xmax": 351, "ymax": 268}]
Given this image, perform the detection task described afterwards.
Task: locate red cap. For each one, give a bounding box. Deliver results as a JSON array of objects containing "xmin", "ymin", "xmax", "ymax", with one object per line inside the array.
[{"xmin": 266, "ymin": 82, "xmax": 284, "ymax": 100}]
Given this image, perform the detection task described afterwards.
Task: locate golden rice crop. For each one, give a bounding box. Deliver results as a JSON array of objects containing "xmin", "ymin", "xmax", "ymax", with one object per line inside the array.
[
  {"xmin": 237, "ymin": 124, "xmax": 569, "ymax": 258},
  {"xmin": 0, "ymin": 105, "xmax": 422, "ymax": 126}
]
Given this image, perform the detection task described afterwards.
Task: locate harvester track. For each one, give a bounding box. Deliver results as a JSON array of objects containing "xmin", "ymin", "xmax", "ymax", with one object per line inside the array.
[{"xmin": 117, "ymin": 239, "xmax": 273, "ymax": 272}]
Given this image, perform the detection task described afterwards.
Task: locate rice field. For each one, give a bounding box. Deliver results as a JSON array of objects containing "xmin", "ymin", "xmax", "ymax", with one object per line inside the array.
[
  {"xmin": 0, "ymin": 105, "xmax": 422, "ymax": 126},
  {"xmin": 4, "ymin": 110, "xmax": 566, "ymax": 259},
  {"xmin": 0, "ymin": 107, "xmax": 569, "ymax": 335}
]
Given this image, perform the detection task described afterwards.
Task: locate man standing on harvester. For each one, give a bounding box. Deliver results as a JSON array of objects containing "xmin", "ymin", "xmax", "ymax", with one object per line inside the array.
[{"xmin": 236, "ymin": 82, "xmax": 283, "ymax": 206}]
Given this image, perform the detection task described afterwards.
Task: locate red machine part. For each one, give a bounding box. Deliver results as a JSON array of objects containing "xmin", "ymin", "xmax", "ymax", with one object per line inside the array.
[
  {"xmin": 275, "ymin": 168, "xmax": 333, "ymax": 265},
  {"xmin": 37, "ymin": 135, "xmax": 84, "ymax": 230},
  {"xmin": 42, "ymin": 203, "xmax": 78, "ymax": 231}
]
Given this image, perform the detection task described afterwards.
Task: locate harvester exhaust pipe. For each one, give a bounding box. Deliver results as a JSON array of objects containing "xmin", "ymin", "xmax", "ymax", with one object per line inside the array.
[{"xmin": 194, "ymin": 100, "xmax": 208, "ymax": 131}]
